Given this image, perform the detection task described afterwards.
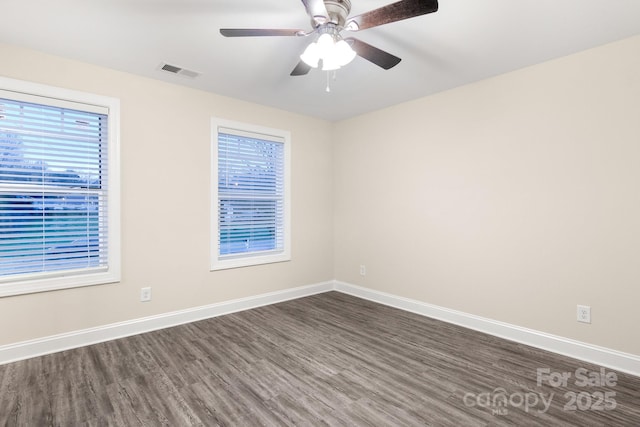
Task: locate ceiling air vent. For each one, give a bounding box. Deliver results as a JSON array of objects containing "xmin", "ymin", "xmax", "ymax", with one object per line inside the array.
[{"xmin": 158, "ymin": 62, "xmax": 201, "ymax": 79}]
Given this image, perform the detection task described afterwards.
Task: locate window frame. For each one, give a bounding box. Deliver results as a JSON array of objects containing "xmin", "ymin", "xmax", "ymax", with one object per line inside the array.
[
  {"xmin": 0, "ymin": 76, "xmax": 120, "ymax": 297},
  {"xmin": 211, "ymin": 118, "xmax": 291, "ymax": 270}
]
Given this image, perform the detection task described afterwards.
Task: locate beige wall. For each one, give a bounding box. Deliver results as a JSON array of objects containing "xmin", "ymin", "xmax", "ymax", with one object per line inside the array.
[
  {"xmin": 0, "ymin": 43, "xmax": 334, "ymax": 346},
  {"xmin": 333, "ymin": 35, "xmax": 640, "ymax": 356}
]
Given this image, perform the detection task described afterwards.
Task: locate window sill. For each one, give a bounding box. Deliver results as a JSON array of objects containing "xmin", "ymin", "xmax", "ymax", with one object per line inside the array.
[
  {"xmin": 210, "ymin": 252, "xmax": 291, "ymax": 271},
  {"xmin": 0, "ymin": 269, "xmax": 120, "ymax": 298}
]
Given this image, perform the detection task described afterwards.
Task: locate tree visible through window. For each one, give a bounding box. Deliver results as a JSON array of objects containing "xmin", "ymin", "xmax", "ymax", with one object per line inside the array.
[{"xmin": 211, "ymin": 120, "xmax": 290, "ymax": 270}]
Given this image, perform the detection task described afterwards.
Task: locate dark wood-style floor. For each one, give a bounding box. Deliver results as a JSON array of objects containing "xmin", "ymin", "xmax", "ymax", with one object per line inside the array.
[{"xmin": 1, "ymin": 291, "xmax": 639, "ymax": 426}]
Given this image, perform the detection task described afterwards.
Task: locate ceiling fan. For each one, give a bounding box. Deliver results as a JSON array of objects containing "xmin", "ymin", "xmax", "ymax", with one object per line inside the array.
[{"xmin": 220, "ymin": 0, "xmax": 439, "ymax": 76}]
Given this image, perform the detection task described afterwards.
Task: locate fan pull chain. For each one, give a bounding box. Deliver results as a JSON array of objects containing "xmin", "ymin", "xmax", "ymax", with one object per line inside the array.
[{"xmin": 325, "ymin": 71, "xmax": 338, "ymax": 93}]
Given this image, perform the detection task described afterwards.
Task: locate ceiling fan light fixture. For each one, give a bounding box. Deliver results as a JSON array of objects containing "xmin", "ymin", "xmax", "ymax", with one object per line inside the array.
[{"xmin": 301, "ymin": 28, "xmax": 356, "ymax": 70}]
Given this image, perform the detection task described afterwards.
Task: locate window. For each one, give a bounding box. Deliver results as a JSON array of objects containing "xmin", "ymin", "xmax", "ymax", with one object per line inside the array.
[
  {"xmin": 211, "ymin": 118, "xmax": 290, "ymax": 270},
  {"xmin": 0, "ymin": 77, "xmax": 120, "ymax": 297}
]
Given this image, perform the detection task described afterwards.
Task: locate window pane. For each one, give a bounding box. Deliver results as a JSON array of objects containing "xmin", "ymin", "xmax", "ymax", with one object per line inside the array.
[
  {"xmin": 217, "ymin": 131, "xmax": 284, "ymax": 258},
  {"xmin": 219, "ymin": 199, "xmax": 279, "ymax": 255}
]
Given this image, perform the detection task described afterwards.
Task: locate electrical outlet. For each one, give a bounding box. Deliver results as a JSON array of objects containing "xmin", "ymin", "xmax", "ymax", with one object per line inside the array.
[
  {"xmin": 577, "ymin": 305, "xmax": 591, "ymax": 323},
  {"xmin": 359, "ymin": 265, "xmax": 366, "ymax": 276},
  {"xmin": 140, "ymin": 287, "xmax": 152, "ymax": 302}
]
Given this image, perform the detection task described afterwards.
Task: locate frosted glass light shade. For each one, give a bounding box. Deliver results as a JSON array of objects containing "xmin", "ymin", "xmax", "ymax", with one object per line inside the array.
[
  {"xmin": 334, "ymin": 40, "xmax": 356, "ymax": 66},
  {"xmin": 321, "ymin": 56, "xmax": 341, "ymax": 71},
  {"xmin": 316, "ymin": 33, "xmax": 334, "ymax": 58},
  {"xmin": 300, "ymin": 43, "xmax": 320, "ymax": 68}
]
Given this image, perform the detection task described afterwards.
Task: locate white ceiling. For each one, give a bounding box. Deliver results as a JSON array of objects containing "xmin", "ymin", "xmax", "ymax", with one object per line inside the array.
[{"xmin": 2, "ymin": 0, "xmax": 640, "ymax": 121}]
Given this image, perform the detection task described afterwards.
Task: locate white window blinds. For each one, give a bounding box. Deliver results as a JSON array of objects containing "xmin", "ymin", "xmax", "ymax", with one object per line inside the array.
[
  {"xmin": 0, "ymin": 95, "xmax": 110, "ymax": 280},
  {"xmin": 211, "ymin": 118, "xmax": 290, "ymax": 270},
  {"xmin": 217, "ymin": 128, "xmax": 285, "ymax": 259}
]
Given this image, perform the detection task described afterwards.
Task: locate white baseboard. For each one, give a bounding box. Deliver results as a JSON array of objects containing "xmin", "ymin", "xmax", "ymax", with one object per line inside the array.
[
  {"xmin": 0, "ymin": 281, "xmax": 333, "ymax": 365},
  {"xmin": 333, "ymin": 281, "xmax": 640, "ymax": 377},
  {"xmin": 2, "ymin": 279, "xmax": 639, "ymax": 377}
]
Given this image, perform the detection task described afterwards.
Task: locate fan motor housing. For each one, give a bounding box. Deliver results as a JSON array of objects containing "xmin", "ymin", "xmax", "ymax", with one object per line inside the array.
[{"xmin": 323, "ymin": 0, "xmax": 352, "ymax": 27}]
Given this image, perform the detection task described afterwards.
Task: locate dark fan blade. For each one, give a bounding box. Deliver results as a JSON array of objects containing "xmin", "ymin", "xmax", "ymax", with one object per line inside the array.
[
  {"xmin": 290, "ymin": 60, "xmax": 312, "ymax": 76},
  {"xmin": 345, "ymin": 0, "xmax": 438, "ymax": 32},
  {"xmin": 346, "ymin": 38, "xmax": 401, "ymax": 70},
  {"xmin": 301, "ymin": 0, "xmax": 330, "ymax": 24},
  {"xmin": 220, "ymin": 28, "xmax": 305, "ymax": 37}
]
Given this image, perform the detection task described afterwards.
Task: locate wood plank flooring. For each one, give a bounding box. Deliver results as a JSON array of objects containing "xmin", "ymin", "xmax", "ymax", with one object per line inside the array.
[{"xmin": 1, "ymin": 291, "xmax": 639, "ymax": 426}]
